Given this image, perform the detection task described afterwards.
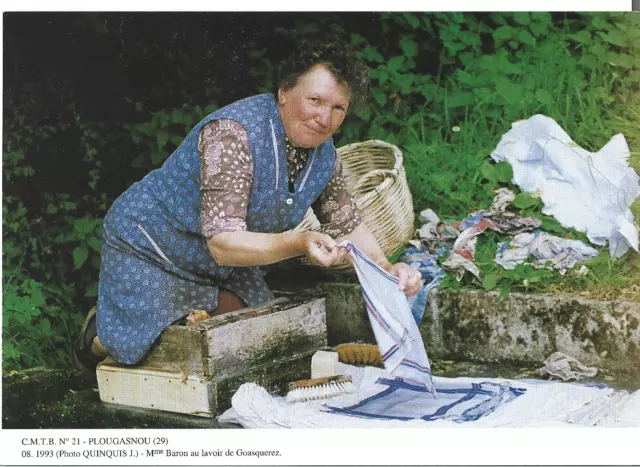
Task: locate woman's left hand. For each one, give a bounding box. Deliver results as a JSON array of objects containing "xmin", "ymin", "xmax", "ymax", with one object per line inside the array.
[{"xmin": 386, "ymin": 262, "xmax": 423, "ymax": 297}]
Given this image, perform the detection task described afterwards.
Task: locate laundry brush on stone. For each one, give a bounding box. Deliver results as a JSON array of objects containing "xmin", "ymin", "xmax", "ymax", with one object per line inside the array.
[{"xmin": 286, "ymin": 375, "xmax": 355, "ymax": 403}]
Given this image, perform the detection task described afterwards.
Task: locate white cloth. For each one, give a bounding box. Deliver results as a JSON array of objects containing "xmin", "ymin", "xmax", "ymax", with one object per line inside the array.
[
  {"xmin": 340, "ymin": 241, "xmax": 435, "ymax": 392},
  {"xmin": 495, "ymin": 231, "xmax": 599, "ymax": 274},
  {"xmin": 490, "ymin": 114, "xmax": 639, "ymax": 258},
  {"xmin": 219, "ymin": 363, "xmax": 640, "ymax": 428}
]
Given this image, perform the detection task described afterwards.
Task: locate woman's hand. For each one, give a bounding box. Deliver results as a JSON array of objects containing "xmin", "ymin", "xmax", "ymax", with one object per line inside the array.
[
  {"xmin": 299, "ymin": 232, "xmax": 348, "ymax": 267},
  {"xmin": 385, "ymin": 262, "xmax": 423, "ymax": 297}
]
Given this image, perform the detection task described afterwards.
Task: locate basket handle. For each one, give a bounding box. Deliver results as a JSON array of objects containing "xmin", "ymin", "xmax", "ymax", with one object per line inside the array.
[{"xmin": 353, "ymin": 168, "xmax": 399, "ymax": 196}]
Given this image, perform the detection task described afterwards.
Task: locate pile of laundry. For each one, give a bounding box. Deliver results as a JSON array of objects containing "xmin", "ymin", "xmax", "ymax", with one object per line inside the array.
[{"xmin": 403, "ymin": 115, "xmax": 639, "ymax": 294}]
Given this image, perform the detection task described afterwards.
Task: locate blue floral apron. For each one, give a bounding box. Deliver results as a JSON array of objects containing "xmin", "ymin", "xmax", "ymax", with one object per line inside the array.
[{"xmin": 97, "ymin": 94, "xmax": 336, "ymax": 364}]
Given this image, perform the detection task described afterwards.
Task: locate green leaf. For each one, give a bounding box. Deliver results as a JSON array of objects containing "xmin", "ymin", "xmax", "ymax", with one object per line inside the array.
[
  {"xmin": 495, "ymin": 77, "xmax": 523, "ymax": 103},
  {"xmin": 513, "ymin": 192, "xmax": 540, "ymax": 209},
  {"xmin": 40, "ymin": 318, "xmax": 52, "ymax": 336},
  {"xmin": 399, "ymin": 37, "xmax": 418, "ymax": 57},
  {"xmin": 361, "ymin": 46, "xmax": 384, "ymax": 63},
  {"xmin": 482, "ymin": 272, "xmax": 498, "ymax": 290},
  {"xmin": 579, "ymin": 54, "xmax": 599, "ymax": 69},
  {"xmin": 535, "ymin": 89, "xmax": 554, "ymax": 106},
  {"xmin": 131, "ymin": 131, "xmax": 141, "ymax": 145},
  {"xmin": 493, "ymin": 26, "xmax": 515, "ymax": 42},
  {"xmin": 156, "ymin": 129, "xmax": 169, "ymax": 150},
  {"xmin": 151, "ymin": 150, "xmax": 166, "ymax": 166},
  {"xmin": 134, "ymin": 122, "xmax": 155, "ymax": 136},
  {"xmin": 607, "ymin": 52, "xmax": 633, "ymax": 69},
  {"xmin": 513, "ymin": 12, "xmax": 530, "ymax": 25},
  {"xmin": 570, "ymin": 30, "xmax": 592, "ymax": 44},
  {"xmin": 372, "ymin": 88, "xmax": 386, "ymax": 106},
  {"xmin": 130, "ymin": 154, "xmax": 149, "ymax": 169},
  {"xmin": 74, "ymin": 219, "xmax": 94, "ymax": 235},
  {"xmin": 85, "ymin": 282, "xmax": 98, "ymax": 298},
  {"xmin": 87, "ymin": 236, "xmax": 102, "ymax": 253},
  {"xmin": 598, "ymin": 29, "xmax": 626, "ymax": 47},
  {"xmin": 73, "ymin": 245, "xmax": 89, "ymax": 269},
  {"xmin": 170, "ymin": 135, "xmax": 183, "ymax": 146},
  {"xmin": 171, "ymin": 109, "xmax": 186, "ymax": 124},
  {"xmin": 516, "ymin": 30, "xmax": 536, "ymax": 46},
  {"xmin": 46, "ymin": 204, "xmax": 58, "ymax": 214},
  {"xmin": 387, "ymin": 56, "xmax": 405, "ymax": 73},
  {"xmin": 446, "ymin": 91, "xmax": 475, "ymax": 108},
  {"xmin": 402, "ymin": 13, "xmax": 420, "ymax": 29},
  {"xmin": 540, "ymin": 216, "xmax": 565, "ymax": 234},
  {"xmin": 481, "ymin": 163, "xmax": 498, "ymax": 184},
  {"xmin": 494, "ymin": 162, "xmax": 513, "ymax": 183}
]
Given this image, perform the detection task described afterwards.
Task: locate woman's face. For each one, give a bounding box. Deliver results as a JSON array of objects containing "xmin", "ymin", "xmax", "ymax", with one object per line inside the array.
[{"xmin": 278, "ymin": 64, "xmax": 350, "ymax": 148}]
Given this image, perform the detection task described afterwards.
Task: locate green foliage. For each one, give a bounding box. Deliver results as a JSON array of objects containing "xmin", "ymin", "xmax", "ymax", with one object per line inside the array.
[
  {"xmin": 3, "ymin": 102, "xmax": 106, "ymax": 371},
  {"xmin": 3, "ymin": 12, "xmax": 639, "ymax": 371},
  {"xmin": 127, "ymin": 103, "xmax": 219, "ymax": 171}
]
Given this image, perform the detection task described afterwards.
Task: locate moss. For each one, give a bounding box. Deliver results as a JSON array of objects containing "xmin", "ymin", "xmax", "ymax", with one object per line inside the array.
[{"xmin": 531, "ymin": 329, "xmax": 539, "ymax": 343}]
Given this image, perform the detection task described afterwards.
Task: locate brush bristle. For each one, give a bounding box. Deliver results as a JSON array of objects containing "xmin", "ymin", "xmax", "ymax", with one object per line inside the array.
[
  {"xmin": 335, "ymin": 343, "xmax": 384, "ymax": 366},
  {"xmin": 286, "ymin": 378, "xmax": 355, "ymax": 403}
]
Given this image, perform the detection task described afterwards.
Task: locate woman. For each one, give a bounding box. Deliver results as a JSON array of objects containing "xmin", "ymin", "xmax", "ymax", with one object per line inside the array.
[{"xmin": 78, "ymin": 39, "xmax": 422, "ymax": 368}]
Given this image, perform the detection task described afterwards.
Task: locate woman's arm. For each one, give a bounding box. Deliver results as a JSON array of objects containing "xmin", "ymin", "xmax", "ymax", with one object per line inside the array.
[{"xmin": 207, "ymin": 230, "xmax": 343, "ymax": 268}]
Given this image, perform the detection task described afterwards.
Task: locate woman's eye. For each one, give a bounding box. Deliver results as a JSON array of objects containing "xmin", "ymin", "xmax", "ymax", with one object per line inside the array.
[{"xmin": 309, "ymin": 97, "xmax": 319, "ymax": 103}]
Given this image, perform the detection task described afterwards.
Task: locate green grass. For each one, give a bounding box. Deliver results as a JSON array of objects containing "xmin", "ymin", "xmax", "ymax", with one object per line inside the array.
[{"xmin": 394, "ymin": 13, "xmax": 640, "ymax": 300}]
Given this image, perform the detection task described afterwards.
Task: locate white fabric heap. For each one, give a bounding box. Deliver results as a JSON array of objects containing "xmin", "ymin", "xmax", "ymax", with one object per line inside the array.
[
  {"xmin": 340, "ymin": 241, "xmax": 435, "ymax": 392},
  {"xmin": 218, "ymin": 363, "xmax": 640, "ymax": 428},
  {"xmin": 490, "ymin": 115, "xmax": 639, "ymax": 258}
]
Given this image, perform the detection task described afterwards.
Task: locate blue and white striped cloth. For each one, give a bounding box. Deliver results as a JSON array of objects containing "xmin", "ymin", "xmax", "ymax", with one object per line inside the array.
[
  {"xmin": 341, "ymin": 241, "xmax": 436, "ymax": 393},
  {"xmin": 325, "ymin": 377, "xmax": 525, "ymax": 422}
]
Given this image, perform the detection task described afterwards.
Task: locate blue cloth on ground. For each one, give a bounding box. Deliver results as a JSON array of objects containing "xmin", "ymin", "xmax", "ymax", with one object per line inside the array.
[{"xmin": 325, "ymin": 378, "xmax": 526, "ymax": 422}]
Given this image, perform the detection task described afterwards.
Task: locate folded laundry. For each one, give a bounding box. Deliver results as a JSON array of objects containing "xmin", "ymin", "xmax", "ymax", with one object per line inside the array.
[
  {"xmin": 495, "ymin": 231, "xmax": 599, "ymax": 274},
  {"xmin": 341, "ymin": 241, "xmax": 435, "ymax": 393},
  {"xmin": 490, "ymin": 115, "xmax": 639, "ymax": 258}
]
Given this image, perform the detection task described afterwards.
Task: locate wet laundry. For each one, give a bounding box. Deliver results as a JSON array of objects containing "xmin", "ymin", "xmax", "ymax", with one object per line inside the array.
[
  {"xmin": 535, "ymin": 352, "xmax": 598, "ymax": 382},
  {"xmin": 340, "ymin": 241, "xmax": 435, "ymax": 392},
  {"xmin": 490, "ymin": 114, "xmax": 639, "ymax": 258},
  {"xmin": 400, "ymin": 247, "xmax": 445, "ymax": 325},
  {"xmin": 495, "ymin": 231, "xmax": 599, "ymax": 274}
]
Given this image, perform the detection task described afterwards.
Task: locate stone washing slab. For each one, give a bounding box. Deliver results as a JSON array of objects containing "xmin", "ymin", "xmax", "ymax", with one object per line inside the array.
[{"xmin": 319, "ymin": 283, "xmax": 640, "ymax": 374}]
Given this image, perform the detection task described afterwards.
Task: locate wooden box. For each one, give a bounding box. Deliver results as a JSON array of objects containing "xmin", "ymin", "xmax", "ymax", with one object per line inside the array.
[{"xmin": 97, "ymin": 290, "xmax": 327, "ymax": 417}]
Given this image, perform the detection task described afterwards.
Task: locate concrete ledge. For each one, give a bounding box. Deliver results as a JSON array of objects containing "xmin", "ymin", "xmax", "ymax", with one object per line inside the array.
[{"xmin": 320, "ymin": 283, "xmax": 640, "ymax": 374}]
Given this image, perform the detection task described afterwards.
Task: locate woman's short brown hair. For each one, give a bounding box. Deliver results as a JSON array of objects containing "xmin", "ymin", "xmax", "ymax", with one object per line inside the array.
[{"xmin": 274, "ymin": 38, "xmax": 369, "ymax": 109}]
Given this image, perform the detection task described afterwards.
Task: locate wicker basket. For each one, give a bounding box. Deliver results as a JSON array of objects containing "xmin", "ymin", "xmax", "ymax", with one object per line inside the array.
[{"xmin": 292, "ymin": 139, "xmax": 414, "ymax": 268}]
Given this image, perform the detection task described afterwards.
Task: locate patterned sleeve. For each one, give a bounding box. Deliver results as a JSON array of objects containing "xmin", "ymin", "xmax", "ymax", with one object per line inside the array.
[
  {"xmin": 199, "ymin": 119, "xmax": 254, "ymax": 239},
  {"xmin": 312, "ymin": 155, "xmax": 363, "ymax": 238}
]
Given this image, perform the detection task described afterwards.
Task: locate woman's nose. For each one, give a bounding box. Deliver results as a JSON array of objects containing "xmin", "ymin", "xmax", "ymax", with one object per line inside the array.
[{"xmin": 315, "ymin": 107, "xmax": 331, "ymax": 128}]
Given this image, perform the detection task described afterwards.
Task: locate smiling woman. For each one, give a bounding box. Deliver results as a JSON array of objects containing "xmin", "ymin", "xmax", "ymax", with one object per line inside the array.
[{"xmin": 76, "ymin": 38, "xmax": 424, "ymax": 370}]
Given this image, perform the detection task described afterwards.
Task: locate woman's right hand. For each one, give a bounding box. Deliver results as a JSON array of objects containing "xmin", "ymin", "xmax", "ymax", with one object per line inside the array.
[{"xmin": 299, "ymin": 231, "xmax": 347, "ymax": 267}]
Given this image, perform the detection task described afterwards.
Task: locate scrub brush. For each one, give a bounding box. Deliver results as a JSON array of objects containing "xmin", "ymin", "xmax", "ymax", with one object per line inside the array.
[
  {"xmin": 286, "ymin": 375, "xmax": 355, "ymax": 403},
  {"xmin": 335, "ymin": 343, "xmax": 384, "ymax": 367}
]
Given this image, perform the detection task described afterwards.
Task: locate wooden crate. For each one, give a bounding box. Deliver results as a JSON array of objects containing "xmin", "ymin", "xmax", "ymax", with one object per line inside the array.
[{"xmin": 97, "ymin": 290, "xmax": 327, "ymax": 417}]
